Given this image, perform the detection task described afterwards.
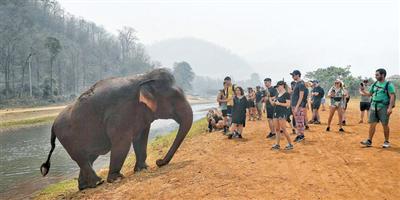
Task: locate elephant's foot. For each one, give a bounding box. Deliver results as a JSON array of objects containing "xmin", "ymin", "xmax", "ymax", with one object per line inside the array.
[
  {"xmin": 78, "ymin": 176, "xmax": 103, "ymax": 191},
  {"xmin": 107, "ymin": 172, "xmax": 124, "ymax": 183},
  {"xmin": 134, "ymin": 162, "xmax": 149, "ymax": 172}
]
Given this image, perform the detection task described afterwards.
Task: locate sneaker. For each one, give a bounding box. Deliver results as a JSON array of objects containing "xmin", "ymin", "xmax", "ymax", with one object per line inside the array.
[
  {"xmin": 227, "ymin": 133, "xmax": 234, "ymax": 139},
  {"xmin": 326, "ymin": 127, "xmax": 330, "ymax": 132},
  {"xmin": 293, "ymin": 135, "xmax": 304, "ymax": 143},
  {"xmin": 308, "ymin": 120, "xmax": 314, "ymax": 124},
  {"xmin": 314, "ymin": 121, "xmax": 321, "ymax": 124},
  {"xmin": 237, "ymin": 133, "xmax": 243, "ymax": 139},
  {"xmin": 296, "ymin": 135, "xmax": 305, "ymax": 142},
  {"xmin": 271, "ymin": 144, "xmax": 280, "ymax": 150},
  {"xmin": 382, "ymin": 141, "xmax": 391, "ymax": 148},
  {"xmin": 284, "ymin": 143, "xmax": 294, "ymax": 150},
  {"xmin": 293, "ymin": 135, "xmax": 300, "ymax": 142},
  {"xmin": 360, "ymin": 139, "xmax": 372, "ymax": 147},
  {"xmin": 266, "ymin": 132, "xmax": 276, "ymax": 139},
  {"xmin": 339, "ymin": 128, "xmax": 345, "ymax": 132}
]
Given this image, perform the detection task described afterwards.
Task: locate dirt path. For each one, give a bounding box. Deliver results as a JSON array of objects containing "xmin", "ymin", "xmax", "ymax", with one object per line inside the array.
[{"xmin": 67, "ymin": 101, "xmax": 399, "ymax": 199}]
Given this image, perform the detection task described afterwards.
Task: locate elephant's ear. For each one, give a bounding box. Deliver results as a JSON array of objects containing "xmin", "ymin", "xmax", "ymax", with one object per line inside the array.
[{"xmin": 139, "ymin": 80, "xmax": 158, "ymax": 112}]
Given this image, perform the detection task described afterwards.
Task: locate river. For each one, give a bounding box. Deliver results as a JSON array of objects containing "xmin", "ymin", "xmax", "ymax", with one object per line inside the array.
[{"xmin": 0, "ymin": 102, "xmax": 216, "ymax": 199}]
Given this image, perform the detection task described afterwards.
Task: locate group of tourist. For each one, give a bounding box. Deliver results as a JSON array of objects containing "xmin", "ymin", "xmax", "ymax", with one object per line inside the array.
[{"xmin": 207, "ymin": 68, "xmax": 396, "ymax": 150}]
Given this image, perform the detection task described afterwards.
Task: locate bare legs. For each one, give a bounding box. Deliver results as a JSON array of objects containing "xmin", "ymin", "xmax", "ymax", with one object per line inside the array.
[
  {"xmin": 273, "ymin": 119, "xmax": 291, "ymax": 146},
  {"xmin": 327, "ymin": 106, "xmax": 344, "ymax": 131}
]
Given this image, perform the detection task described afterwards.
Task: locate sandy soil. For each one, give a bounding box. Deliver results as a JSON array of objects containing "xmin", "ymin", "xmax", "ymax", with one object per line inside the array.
[{"xmin": 64, "ymin": 101, "xmax": 399, "ymax": 200}]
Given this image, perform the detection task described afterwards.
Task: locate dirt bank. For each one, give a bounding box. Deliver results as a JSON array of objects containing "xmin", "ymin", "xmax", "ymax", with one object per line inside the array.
[{"xmin": 34, "ymin": 100, "xmax": 399, "ymax": 199}]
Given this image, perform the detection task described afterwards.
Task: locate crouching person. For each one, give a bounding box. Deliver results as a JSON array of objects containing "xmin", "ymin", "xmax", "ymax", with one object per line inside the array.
[
  {"xmin": 228, "ymin": 87, "xmax": 248, "ymax": 139},
  {"xmin": 207, "ymin": 109, "xmax": 225, "ymax": 132}
]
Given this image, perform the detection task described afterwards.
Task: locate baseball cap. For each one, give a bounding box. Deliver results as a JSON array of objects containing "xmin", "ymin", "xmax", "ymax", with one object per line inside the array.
[
  {"xmin": 290, "ymin": 70, "xmax": 301, "ymax": 76},
  {"xmin": 264, "ymin": 78, "xmax": 272, "ymax": 82},
  {"xmin": 277, "ymin": 80, "xmax": 286, "ymax": 86}
]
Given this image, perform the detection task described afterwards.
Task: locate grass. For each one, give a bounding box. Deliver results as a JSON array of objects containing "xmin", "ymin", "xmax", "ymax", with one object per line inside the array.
[
  {"xmin": 34, "ymin": 117, "xmax": 208, "ymax": 200},
  {"xmin": 0, "ymin": 115, "xmax": 57, "ymax": 130}
]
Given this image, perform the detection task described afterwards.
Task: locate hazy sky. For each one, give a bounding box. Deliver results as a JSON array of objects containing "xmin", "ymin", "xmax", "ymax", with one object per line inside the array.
[{"xmin": 58, "ymin": 0, "xmax": 399, "ymax": 79}]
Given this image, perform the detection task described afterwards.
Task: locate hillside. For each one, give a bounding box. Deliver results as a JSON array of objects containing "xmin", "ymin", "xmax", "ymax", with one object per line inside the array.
[{"xmin": 147, "ymin": 37, "xmax": 254, "ymax": 79}]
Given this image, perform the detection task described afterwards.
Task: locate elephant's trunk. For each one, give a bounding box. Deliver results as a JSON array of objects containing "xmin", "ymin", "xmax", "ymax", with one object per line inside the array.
[{"xmin": 156, "ymin": 99, "xmax": 193, "ymax": 167}]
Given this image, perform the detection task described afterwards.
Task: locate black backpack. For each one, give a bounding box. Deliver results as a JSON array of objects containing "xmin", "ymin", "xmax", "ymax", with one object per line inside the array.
[{"xmin": 370, "ymin": 81, "xmax": 396, "ymax": 108}]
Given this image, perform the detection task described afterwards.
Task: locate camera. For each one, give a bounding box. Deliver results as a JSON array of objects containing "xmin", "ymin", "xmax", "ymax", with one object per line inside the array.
[{"xmin": 360, "ymin": 82, "xmax": 364, "ymax": 87}]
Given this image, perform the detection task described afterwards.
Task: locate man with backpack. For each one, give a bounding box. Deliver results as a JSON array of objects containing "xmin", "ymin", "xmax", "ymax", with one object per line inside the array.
[
  {"xmin": 224, "ymin": 76, "xmax": 235, "ymax": 131},
  {"xmin": 360, "ymin": 68, "xmax": 396, "ymax": 148}
]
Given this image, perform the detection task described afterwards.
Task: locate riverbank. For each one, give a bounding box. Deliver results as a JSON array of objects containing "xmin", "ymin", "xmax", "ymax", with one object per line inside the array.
[
  {"xmin": 35, "ymin": 101, "xmax": 400, "ymax": 199},
  {"xmin": 34, "ymin": 117, "xmax": 208, "ymax": 200},
  {"xmin": 0, "ymin": 95, "xmax": 214, "ymax": 133}
]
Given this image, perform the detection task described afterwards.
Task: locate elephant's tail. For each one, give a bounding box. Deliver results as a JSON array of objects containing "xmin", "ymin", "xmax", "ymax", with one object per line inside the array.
[{"xmin": 40, "ymin": 125, "xmax": 56, "ymax": 176}]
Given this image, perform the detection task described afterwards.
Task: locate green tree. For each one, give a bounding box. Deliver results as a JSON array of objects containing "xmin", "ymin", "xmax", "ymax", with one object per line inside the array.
[
  {"xmin": 44, "ymin": 36, "xmax": 61, "ymax": 96},
  {"xmin": 305, "ymin": 66, "xmax": 363, "ymax": 96},
  {"xmin": 173, "ymin": 61, "xmax": 195, "ymax": 92}
]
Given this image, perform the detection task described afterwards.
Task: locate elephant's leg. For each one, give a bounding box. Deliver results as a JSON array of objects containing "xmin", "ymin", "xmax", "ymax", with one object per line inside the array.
[
  {"xmin": 89, "ymin": 154, "xmax": 99, "ymax": 166},
  {"xmin": 75, "ymin": 155, "xmax": 102, "ymax": 190},
  {"xmin": 107, "ymin": 138, "xmax": 131, "ymax": 183},
  {"xmin": 133, "ymin": 125, "xmax": 150, "ymax": 172}
]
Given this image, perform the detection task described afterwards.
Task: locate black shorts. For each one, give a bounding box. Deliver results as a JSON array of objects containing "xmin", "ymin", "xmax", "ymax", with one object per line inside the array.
[
  {"xmin": 247, "ymin": 100, "xmax": 255, "ymax": 108},
  {"xmin": 266, "ymin": 105, "xmax": 274, "ymax": 119},
  {"xmin": 312, "ymin": 101, "xmax": 321, "ymax": 110},
  {"xmin": 360, "ymin": 102, "xmax": 371, "ymax": 111},
  {"xmin": 221, "ymin": 109, "xmax": 228, "ymax": 117},
  {"xmin": 227, "ymin": 106, "xmax": 233, "ymax": 116}
]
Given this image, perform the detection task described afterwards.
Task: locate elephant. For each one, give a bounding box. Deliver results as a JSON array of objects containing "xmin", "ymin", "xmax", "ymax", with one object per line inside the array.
[{"xmin": 40, "ymin": 68, "xmax": 193, "ymax": 190}]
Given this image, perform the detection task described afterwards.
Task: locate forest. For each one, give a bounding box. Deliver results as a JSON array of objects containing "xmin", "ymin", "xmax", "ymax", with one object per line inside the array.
[{"xmin": 0, "ymin": 0, "xmax": 158, "ymax": 106}]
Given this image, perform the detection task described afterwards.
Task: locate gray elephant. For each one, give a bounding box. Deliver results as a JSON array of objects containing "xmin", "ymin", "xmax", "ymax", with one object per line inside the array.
[{"xmin": 40, "ymin": 68, "xmax": 193, "ymax": 190}]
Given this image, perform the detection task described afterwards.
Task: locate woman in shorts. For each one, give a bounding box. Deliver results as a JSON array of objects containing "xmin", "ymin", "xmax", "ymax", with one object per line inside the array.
[
  {"xmin": 247, "ymin": 87, "xmax": 257, "ymax": 121},
  {"xmin": 326, "ymin": 79, "xmax": 346, "ymax": 133},
  {"xmin": 271, "ymin": 81, "xmax": 293, "ymax": 150}
]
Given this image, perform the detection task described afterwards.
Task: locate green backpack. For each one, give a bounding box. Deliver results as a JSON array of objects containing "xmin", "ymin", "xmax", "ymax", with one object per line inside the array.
[{"xmin": 370, "ymin": 81, "xmax": 396, "ymax": 108}]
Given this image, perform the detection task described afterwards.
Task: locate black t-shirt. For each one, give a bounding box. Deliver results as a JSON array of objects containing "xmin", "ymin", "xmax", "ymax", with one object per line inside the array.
[
  {"xmin": 312, "ymin": 86, "xmax": 325, "ymax": 103},
  {"xmin": 274, "ymin": 92, "xmax": 291, "ymax": 114},
  {"xmin": 291, "ymin": 81, "xmax": 307, "ymax": 107},
  {"xmin": 255, "ymin": 91, "xmax": 263, "ymax": 103},
  {"xmin": 265, "ymin": 87, "xmax": 277, "ymax": 107}
]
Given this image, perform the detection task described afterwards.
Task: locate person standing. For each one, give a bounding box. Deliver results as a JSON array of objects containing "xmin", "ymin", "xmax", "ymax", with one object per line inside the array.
[
  {"xmin": 217, "ymin": 83, "xmax": 228, "ymax": 133},
  {"xmin": 326, "ymin": 79, "xmax": 346, "ymax": 132},
  {"xmin": 255, "ymin": 86, "xmax": 264, "ymax": 120},
  {"xmin": 224, "ymin": 76, "xmax": 235, "ymax": 128},
  {"xmin": 310, "ymin": 80, "xmax": 325, "ymax": 124},
  {"xmin": 271, "ymin": 81, "xmax": 294, "ymax": 150},
  {"xmin": 359, "ymin": 79, "xmax": 371, "ymax": 123},
  {"xmin": 247, "ymin": 87, "xmax": 257, "ymax": 121},
  {"xmin": 228, "ymin": 87, "xmax": 248, "ymax": 139},
  {"xmin": 360, "ymin": 68, "xmax": 396, "ymax": 148},
  {"xmin": 290, "ymin": 70, "xmax": 307, "ymax": 142},
  {"xmin": 341, "ymin": 85, "xmax": 350, "ymax": 125},
  {"xmin": 263, "ymin": 78, "xmax": 278, "ymax": 139}
]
